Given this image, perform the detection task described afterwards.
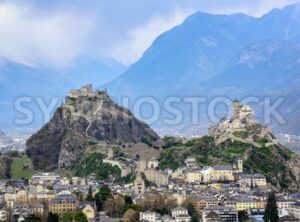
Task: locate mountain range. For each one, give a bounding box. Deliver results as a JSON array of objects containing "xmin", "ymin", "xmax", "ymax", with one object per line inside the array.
[
  {"xmin": 1, "ymin": 4, "xmax": 300, "ymax": 136},
  {"xmin": 100, "ymin": 4, "xmax": 300, "ymax": 135}
]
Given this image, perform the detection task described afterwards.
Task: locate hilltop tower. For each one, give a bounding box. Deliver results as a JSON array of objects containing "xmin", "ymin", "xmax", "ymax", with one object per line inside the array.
[{"xmin": 233, "ymin": 99, "xmax": 240, "ymax": 119}]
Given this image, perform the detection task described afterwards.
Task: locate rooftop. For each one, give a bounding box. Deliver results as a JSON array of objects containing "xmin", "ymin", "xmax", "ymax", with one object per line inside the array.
[{"xmin": 213, "ymin": 165, "xmax": 233, "ymax": 170}]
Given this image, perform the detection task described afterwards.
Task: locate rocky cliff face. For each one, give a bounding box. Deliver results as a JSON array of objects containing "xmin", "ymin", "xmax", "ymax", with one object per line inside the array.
[{"xmin": 26, "ymin": 90, "xmax": 159, "ymax": 170}]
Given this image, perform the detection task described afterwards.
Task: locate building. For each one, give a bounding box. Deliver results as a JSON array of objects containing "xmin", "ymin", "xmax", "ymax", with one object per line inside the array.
[
  {"xmin": 79, "ymin": 202, "xmax": 96, "ymax": 220},
  {"xmin": 144, "ymin": 169, "xmax": 169, "ymax": 186},
  {"xmin": 30, "ymin": 173, "xmax": 60, "ymax": 185},
  {"xmin": 199, "ymin": 159, "xmax": 243, "ymax": 183},
  {"xmin": 289, "ymin": 203, "xmax": 300, "ymax": 219},
  {"xmin": 201, "ymin": 166, "xmax": 213, "ymax": 183},
  {"xmin": 234, "ymin": 197, "xmax": 265, "ymax": 211},
  {"xmin": 277, "ymin": 199, "xmax": 295, "ymax": 210},
  {"xmin": 171, "ymin": 207, "xmax": 191, "ymax": 222},
  {"xmin": 68, "ymin": 84, "xmax": 98, "ymax": 98},
  {"xmin": 49, "ymin": 194, "xmax": 79, "ymax": 214},
  {"xmin": 189, "ymin": 195, "xmax": 219, "ymax": 213},
  {"xmin": 248, "ymin": 208, "xmax": 265, "ymax": 221},
  {"xmin": 185, "ymin": 170, "xmax": 202, "ymax": 183},
  {"xmin": 174, "ymin": 214, "xmax": 191, "ymax": 222},
  {"xmin": 208, "ymin": 100, "xmax": 255, "ymax": 133},
  {"xmin": 27, "ymin": 188, "xmax": 56, "ymax": 201},
  {"xmin": 134, "ymin": 172, "xmax": 145, "ymax": 195},
  {"xmin": 140, "ymin": 210, "xmax": 160, "ymax": 222},
  {"xmin": 171, "ymin": 207, "xmax": 189, "ymax": 218},
  {"xmin": 236, "ymin": 173, "xmax": 267, "ymax": 188},
  {"xmin": 212, "ymin": 165, "xmax": 235, "ymax": 182},
  {"xmin": 147, "ymin": 157, "xmax": 159, "ymax": 169},
  {"xmin": 72, "ymin": 177, "xmax": 87, "ymax": 186},
  {"xmin": 208, "ymin": 100, "xmax": 277, "ymax": 146},
  {"xmin": 139, "ymin": 160, "xmax": 148, "ymax": 172},
  {"xmin": 184, "ymin": 157, "xmax": 197, "ymax": 167},
  {"xmin": 202, "ymin": 207, "xmax": 238, "ymax": 222},
  {"xmin": 14, "ymin": 203, "xmax": 45, "ymax": 215}
]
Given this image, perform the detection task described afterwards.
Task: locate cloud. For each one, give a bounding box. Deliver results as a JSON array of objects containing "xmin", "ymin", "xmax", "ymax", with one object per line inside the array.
[
  {"xmin": 0, "ymin": 0, "xmax": 299, "ymax": 67},
  {"xmin": 109, "ymin": 10, "xmax": 190, "ymax": 65},
  {"xmin": 0, "ymin": 2, "xmax": 96, "ymax": 67}
]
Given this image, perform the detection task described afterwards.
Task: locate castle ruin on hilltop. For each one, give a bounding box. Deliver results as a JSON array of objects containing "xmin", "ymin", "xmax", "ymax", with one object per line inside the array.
[
  {"xmin": 218, "ymin": 99, "xmax": 256, "ymax": 131},
  {"xmin": 68, "ymin": 84, "xmax": 107, "ymax": 98},
  {"xmin": 209, "ymin": 99, "xmax": 277, "ymax": 146}
]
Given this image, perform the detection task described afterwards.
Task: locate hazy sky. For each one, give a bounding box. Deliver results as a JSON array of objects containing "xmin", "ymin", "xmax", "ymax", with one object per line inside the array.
[{"xmin": 0, "ymin": 0, "xmax": 299, "ymax": 67}]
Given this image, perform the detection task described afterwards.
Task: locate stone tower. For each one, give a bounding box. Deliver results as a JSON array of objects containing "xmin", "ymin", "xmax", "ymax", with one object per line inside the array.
[
  {"xmin": 237, "ymin": 158, "xmax": 243, "ymax": 173},
  {"xmin": 134, "ymin": 169, "xmax": 145, "ymax": 195},
  {"xmin": 233, "ymin": 99, "xmax": 240, "ymax": 119}
]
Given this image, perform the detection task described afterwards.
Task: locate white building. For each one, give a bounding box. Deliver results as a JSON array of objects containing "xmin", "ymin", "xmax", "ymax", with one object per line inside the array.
[
  {"xmin": 171, "ymin": 207, "xmax": 191, "ymax": 222},
  {"xmin": 201, "ymin": 166, "xmax": 213, "ymax": 183},
  {"xmin": 140, "ymin": 210, "xmax": 161, "ymax": 222},
  {"xmin": 171, "ymin": 207, "xmax": 189, "ymax": 218}
]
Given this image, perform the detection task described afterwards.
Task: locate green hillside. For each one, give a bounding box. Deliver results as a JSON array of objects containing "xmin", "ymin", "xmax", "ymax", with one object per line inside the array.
[{"xmin": 159, "ymin": 136, "xmax": 298, "ymax": 191}]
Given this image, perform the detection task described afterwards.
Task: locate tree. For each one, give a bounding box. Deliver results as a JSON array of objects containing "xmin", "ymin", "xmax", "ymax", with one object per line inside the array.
[
  {"xmin": 24, "ymin": 214, "xmax": 41, "ymax": 222},
  {"xmin": 264, "ymin": 192, "xmax": 279, "ymax": 222},
  {"xmin": 86, "ymin": 186, "xmax": 94, "ymax": 201},
  {"xmin": 187, "ymin": 203, "xmax": 198, "ymax": 222},
  {"xmin": 238, "ymin": 210, "xmax": 249, "ymax": 222},
  {"xmin": 60, "ymin": 212, "xmax": 74, "ymax": 222},
  {"xmin": 115, "ymin": 195, "xmax": 125, "ymax": 217},
  {"xmin": 47, "ymin": 212, "xmax": 59, "ymax": 222},
  {"xmin": 94, "ymin": 185, "xmax": 112, "ymax": 210},
  {"xmin": 123, "ymin": 209, "xmax": 138, "ymax": 222},
  {"xmin": 187, "ymin": 203, "xmax": 196, "ymax": 216},
  {"xmin": 124, "ymin": 195, "xmax": 133, "ymax": 205},
  {"xmin": 103, "ymin": 198, "xmax": 115, "ymax": 217},
  {"xmin": 74, "ymin": 212, "xmax": 88, "ymax": 222},
  {"xmin": 191, "ymin": 214, "xmax": 199, "ymax": 222},
  {"xmin": 46, "ymin": 185, "xmax": 54, "ymax": 190}
]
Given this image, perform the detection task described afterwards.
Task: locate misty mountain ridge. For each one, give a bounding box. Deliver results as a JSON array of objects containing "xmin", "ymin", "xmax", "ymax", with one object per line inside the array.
[{"xmin": 101, "ymin": 3, "xmax": 300, "ymax": 135}]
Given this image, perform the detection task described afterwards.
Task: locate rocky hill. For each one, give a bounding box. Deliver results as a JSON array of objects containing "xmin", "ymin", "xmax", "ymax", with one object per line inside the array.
[
  {"xmin": 159, "ymin": 136, "xmax": 300, "ymax": 191},
  {"xmin": 159, "ymin": 101, "xmax": 300, "ymax": 191},
  {"xmin": 26, "ymin": 85, "xmax": 159, "ymax": 170}
]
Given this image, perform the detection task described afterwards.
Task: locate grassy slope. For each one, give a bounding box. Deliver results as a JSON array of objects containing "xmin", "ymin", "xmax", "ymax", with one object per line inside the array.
[{"xmin": 10, "ymin": 156, "xmax": 36, "ymax": 179}]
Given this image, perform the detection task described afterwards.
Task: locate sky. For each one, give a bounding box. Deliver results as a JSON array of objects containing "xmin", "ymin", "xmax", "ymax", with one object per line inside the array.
[{"xmin": 0, "ymin": 0, "xmax": 299, "ymax": 67}]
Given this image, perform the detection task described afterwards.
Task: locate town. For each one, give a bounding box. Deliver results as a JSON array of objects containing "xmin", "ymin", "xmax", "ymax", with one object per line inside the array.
[
  {"xmin": 0, "ymin": 97, "xmax": 299, "ymax": 222},
  {"xmin": 0, "ymin": 151, "xmax": 300, "ymax": 222}
]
